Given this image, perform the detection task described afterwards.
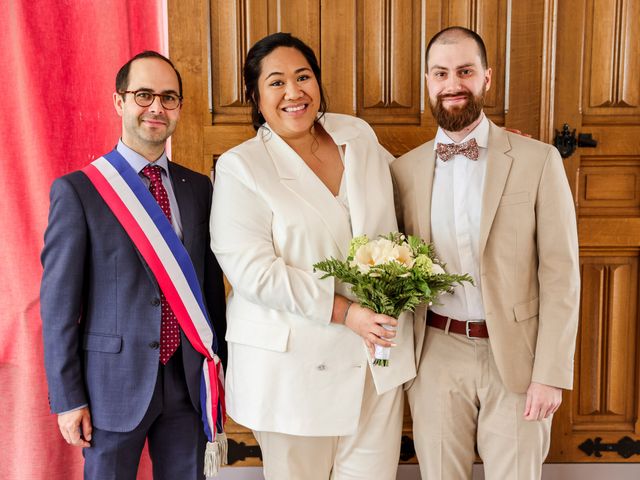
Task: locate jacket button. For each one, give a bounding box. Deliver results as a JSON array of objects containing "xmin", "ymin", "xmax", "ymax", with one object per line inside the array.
[
  {"xmin": 149, "ymin": 341, "xmax": 160, "ymax": 349},
  {"xmin": 151, "ymin": 298, "xmax": 161, "ymax": 306}
]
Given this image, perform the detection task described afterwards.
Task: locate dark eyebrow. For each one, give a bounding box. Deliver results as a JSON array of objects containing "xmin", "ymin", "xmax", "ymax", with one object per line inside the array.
[
  {"xmin": 429, "ymin": 63, "xmax": 476, "ymax": 72},
  {"xmin": 264, "ymin": 71, "xmax": 283, "ymax": 81},
  {"xmin": 264, "ymin": 67, "xmax": 312, "ymax": 81},
  {"xmin": 133, "ymin": 87, "xmax": 179, "ymax": 96}
]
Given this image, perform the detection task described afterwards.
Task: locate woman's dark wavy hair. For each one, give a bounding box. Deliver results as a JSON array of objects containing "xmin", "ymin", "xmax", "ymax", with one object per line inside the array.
[{"xmin": 244, "ymin": 32, "xmax": 328, "ymax": 131}]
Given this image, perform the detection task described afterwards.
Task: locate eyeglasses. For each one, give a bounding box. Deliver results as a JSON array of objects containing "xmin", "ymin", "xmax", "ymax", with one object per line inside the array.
[{"xmin": 120, "ymin": 90, "xmax": 182, "ymax": 110}]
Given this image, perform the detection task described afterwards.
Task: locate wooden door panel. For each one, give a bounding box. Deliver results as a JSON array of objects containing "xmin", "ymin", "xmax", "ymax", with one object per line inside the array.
[
  {"xmin": 584, "ymin": 0, "xmax": 640, "ymax": 119},
  {"xmin": 578, "ymin": 157, "xmax": 640, "ymax": 216},
  {"xmin": 321, "ymin": 0, "xmax": 357, "ymax": 115},
  {"xmin": 211, "ymin": 0, "xmax": 269, "ymax": 123},
  {"xmin": 357, "ymin": 0, "xmax": 422, "ymax": 124},
  {"xmin": 576, "ymin": 256, "xmax": 637, "ymax": 427},
  {"xmin": 550, "ymin": 0, "xmax": 640, "ymax": 463}
]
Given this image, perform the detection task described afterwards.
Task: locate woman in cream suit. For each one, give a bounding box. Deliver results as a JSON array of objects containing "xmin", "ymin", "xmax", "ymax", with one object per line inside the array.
[{"xmin": 210, "ymin": 33, "xmax": 415, "ymax": 479}]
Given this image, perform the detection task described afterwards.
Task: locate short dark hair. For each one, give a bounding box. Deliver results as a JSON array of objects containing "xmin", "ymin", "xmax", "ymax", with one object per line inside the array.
[
  {"xmin": 243, "ymin": 32, "xmax": 328, "ymax": 131},
  {"xmin": 115, "ymin": 50, "xmax": 183, "ymax": 97},
  {"xmin": 425, "ymin": 26, "xmax": 488, "ymax": 69}
]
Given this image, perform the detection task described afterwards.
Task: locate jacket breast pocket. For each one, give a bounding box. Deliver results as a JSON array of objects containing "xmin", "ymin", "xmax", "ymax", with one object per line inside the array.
[
  {"xmin": 499, "ymin": 191, "xmax": 530, "ymax": 206},
  {"xmin": 83, "ymin": 333, "xmax": 122, "ymax": 353},
  {"xmin": 226, "ymin": 317, "xmax": 290, "ymax": 352}
]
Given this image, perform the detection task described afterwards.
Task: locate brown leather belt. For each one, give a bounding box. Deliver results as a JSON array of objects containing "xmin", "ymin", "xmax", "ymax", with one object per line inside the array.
[{"xmin": 427, "ymin": 311, "xmax": 489, "ymax": 338}]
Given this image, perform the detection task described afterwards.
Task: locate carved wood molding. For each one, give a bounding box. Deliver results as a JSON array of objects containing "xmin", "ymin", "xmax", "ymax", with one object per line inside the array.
[
  {"xmin": 538, "ymin": 0, "xmax": 557, "ymax": 142},
  {"xmin": 584, "ymin": 0, "xmax": 639, "ymax": 118},
  {"xmin": 358, "ymin": 0, "xmax": 421, "ymax": 123}
]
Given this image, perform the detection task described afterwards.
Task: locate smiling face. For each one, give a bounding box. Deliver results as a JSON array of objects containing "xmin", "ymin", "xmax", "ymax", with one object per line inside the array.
[
  {"xmin": 256, "ymin": 47, "xmax": 321, "ymax": 140},
  {"xmin": 426, "ymin": 36, "xmax": 492, "ymax": 133},
  {"xmin": 113, "ymin": 57, "xmax": 181, "ymax": 159}
]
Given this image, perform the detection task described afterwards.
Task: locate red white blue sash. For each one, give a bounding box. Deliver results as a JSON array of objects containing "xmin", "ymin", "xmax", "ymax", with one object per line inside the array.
[{"xmin": 82, "ymin": 149, "xmax": 226, "ymax": 475}]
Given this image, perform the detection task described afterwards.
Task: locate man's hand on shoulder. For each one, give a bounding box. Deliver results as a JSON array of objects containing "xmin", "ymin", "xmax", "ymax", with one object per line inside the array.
[
  {"xmin": 58, "ymin": 407, "xmax": 92, "ymax": 447},
  {"xmin": 524, "ymin": 382, "xmax": 562, "ymax": 421}
]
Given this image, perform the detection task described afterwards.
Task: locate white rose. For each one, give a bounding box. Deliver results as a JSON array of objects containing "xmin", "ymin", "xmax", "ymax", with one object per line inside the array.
[
  {"xmin": 370, "ymin": 239, "xmax": 396, "ymax": 265},
  {"xmin": 354, "ymin": 238, "xmax": 416, "ymax": 273},
  {"xmin": 367, "ymin": 238, "xmax": 415, "ymax": 268},
  {"xmin": 395, "ymin": 243, "xmax": 415, "ymax": 268},
  {"xmin": 353, "ymin": 243, "xmax": 375, "ymax": 273}
]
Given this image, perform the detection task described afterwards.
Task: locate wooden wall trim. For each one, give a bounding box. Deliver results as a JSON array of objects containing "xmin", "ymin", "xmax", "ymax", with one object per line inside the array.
[
  {"xmin": 168, "ymin": 0, "xmax": 210, "ymax": 173},
  {"xmin": 539, "ymin": 0, "xmax": 557, "ymax": 143}
]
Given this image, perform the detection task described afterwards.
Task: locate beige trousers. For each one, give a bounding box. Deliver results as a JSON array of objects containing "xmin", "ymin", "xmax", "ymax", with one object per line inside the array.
[
  {"xmin": 253, "ymin": 367, "xmax": 404, "ymax": 480},
  {"xmin": 408, "ymin": 326, "xmax": 551, "ymax": 480}
]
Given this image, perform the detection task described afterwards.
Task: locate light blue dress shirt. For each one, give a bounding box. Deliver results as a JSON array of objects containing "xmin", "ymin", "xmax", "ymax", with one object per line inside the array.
[{"xmin": 116, "ymin": 140, "xmax": 184, "ymax": 240}]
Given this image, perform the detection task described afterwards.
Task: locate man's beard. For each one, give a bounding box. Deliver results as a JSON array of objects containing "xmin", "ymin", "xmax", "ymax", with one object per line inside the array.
[{"xmin": 429, "ymin": 88, "xmax": 485, "ymax": 132}]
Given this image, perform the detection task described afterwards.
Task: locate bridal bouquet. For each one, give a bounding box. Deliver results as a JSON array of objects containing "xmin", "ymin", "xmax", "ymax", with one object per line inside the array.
[{"xmin": 313, "ymin": 233, "xmax": 472, "ymax": 366}]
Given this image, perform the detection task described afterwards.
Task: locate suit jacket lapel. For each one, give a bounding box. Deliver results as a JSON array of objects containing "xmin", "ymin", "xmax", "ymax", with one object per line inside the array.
[
  {"xmin": 336, "ymin": 125, "xmax": 374, "ymax": 238},
  {"xmin": 417, "ymin": 144, "xmax": 436, "ymax": 242},
  {"xmin": 263, "ymin": 126, "xmax": 353, "ymax": 259},
  {"xmin": 479, "ymin": 123, "xmax": 513, "ymax": 257},
  {"xmin": 169, "ymin": 163, "xmax": 195, "ymax": 253}
]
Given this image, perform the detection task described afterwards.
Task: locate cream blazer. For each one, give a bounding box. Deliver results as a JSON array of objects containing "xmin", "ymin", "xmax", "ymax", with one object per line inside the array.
[
  {"xmin": 210, "ymin": 113, "xmax": 416, "ymax": 436},
  {"xmin": 391, "ymin": 121, "xmax": 580, "ymax": 393}
]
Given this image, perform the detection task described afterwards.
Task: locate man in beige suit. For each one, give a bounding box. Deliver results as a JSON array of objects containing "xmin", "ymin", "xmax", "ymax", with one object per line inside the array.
[{"xmin": 391, "ymin": 27, "xmax": 580, "ymax": 479}]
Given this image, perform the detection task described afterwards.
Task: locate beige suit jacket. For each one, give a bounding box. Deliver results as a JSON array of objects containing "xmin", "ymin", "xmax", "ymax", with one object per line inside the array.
[
  {"xmin": 211, "ymin": 113, "xmax": 415, "ymax": 436},
  {"xmin": 391, "ymin": 120, "xmax": 580, "ymax": 393}
]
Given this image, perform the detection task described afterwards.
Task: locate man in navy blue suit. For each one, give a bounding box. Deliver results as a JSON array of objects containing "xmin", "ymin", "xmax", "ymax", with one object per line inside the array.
[{"xmin": 40, "ymin": 51, "xmax": 227, "ymax": 479}]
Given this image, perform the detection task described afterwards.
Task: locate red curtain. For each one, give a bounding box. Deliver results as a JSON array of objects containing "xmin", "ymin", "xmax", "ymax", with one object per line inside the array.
[{"xmin": 0, "ymin": 2, "xmax": 165, "ymax": 478}]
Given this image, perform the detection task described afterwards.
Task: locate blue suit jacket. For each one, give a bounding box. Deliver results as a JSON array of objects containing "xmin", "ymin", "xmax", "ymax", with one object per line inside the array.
[{"xmin": 40, "ymin": 159, "xmax": 227, "ymax": 432}]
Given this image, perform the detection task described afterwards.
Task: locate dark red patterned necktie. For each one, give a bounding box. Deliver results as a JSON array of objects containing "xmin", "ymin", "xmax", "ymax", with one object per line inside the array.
[
  {"xmin": 436, "ymin": 138, "xmax": 479, "ymax": 161},
  {"xmin": 142, "ymin": 165, "xmax": 180, "ymax": 364}
]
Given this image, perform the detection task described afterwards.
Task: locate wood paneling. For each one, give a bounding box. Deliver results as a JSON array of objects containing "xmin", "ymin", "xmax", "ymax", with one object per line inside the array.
[
  {"xmin": 174, "ymin": 0, "xmax": 549, "ymax": 164},
  {"xmin": 169, "ymin": 0, "xmax": 640, "ymax": 465},
  {"xmin": 321, "ymin": 0, "xmax": 356, "ymax": 115},
  {"xmin": 550, "ymin": 0, "xmax": 640, "ymax": 463},
  {"xmin": 578, "ymin": 158, "xmax": 640, "ymax": 215},
  {"xmin": 167, "ymin": 0, "xmax": 210, "ymax": 172},
  {"xmin": 551, "ymin": 250, "xmax": 640, "ymax": 461},
  {"xmin": 583, "ymin": 0, "xmax": 640, "ymax": 122},
  {"xmin": 505, "ymin": 0, "xmax": 553, "ymax": 140},
  {"xmin": 357, "ymin": 0, "xmax": 422, "ymax": 123},
  {"xmin": 211, "ymin": 0, "xmax": 267, "ymax": 123},
  {"xmin": 277, "ymin": 0, "xmax": 321, "ymax": 53},
  {"xmin": 576, "ymin": 256, "xmax": 638, "ymax": 428}
]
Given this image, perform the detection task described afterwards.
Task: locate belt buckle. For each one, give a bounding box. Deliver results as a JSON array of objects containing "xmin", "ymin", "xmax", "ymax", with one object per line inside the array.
[
  {"xmin": 465, "ymin": 320, "xmax": 486, "ymax": 339},
  {"xmin": 464, "ymin": 319, "xmax": 483, "ymax": 340},
  {"xmin": 465, "ymin": 321, "xmax": 478, "ymax": 339}
]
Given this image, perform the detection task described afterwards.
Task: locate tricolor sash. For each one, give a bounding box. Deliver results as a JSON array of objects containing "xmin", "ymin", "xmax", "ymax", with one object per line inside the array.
[{"xmin": 82, "ymin": 149, "xmax": 227, "ymax": 476}]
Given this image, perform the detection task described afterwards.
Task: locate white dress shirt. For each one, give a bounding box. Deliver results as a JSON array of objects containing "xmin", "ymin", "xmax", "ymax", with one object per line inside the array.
[{"xmin": 430, "ymin": 114, "xmax": 489, "ymax": 321}]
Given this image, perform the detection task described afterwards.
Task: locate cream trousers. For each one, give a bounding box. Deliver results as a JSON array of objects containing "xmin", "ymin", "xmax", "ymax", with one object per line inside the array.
[
  {"xmin": 408, "ymin": 326, "xmax": 552, "ymax": 480},
  {"xmin": 253, "ymin": 366, "xmax": 404, "ymax": 480}
]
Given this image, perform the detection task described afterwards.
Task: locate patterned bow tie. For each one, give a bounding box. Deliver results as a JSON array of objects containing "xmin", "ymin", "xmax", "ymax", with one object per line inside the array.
[{"xmin": 436, "ymin": 138, "xmax": 479, "ymax": 161}]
